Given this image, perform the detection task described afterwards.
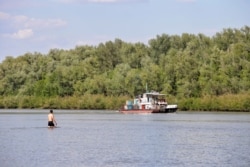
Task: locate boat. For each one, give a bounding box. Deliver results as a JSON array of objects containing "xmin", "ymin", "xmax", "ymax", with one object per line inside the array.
[{"xmin": 119, "ymin": 91, "xmax": 178, "ymax": 114}]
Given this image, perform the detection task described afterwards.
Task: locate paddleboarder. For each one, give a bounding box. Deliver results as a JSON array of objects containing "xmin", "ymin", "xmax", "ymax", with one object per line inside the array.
[{"xmin": 48, "ymin": 109, "xmax": 57, "ymax": 127}]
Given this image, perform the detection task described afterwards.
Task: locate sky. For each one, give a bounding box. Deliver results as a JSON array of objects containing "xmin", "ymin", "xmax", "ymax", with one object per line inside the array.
[{"xmin": 0, "ymin": 0, "xmax": 249, "ymax": 62}]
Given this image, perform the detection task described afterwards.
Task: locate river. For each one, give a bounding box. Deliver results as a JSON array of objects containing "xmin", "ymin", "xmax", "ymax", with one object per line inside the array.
[{"xmin": 0, "ymin": 110, "xmax": 250, "ymax": 167}]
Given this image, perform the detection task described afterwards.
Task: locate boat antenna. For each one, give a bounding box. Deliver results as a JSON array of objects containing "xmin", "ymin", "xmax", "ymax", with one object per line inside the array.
[{"xmin": 146, "ymin": 83, "xmax": 148, "ymax": 93}]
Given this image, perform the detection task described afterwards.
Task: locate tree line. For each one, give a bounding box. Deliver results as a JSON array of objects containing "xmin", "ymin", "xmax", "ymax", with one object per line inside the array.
[{"xmin": 0, "ymin": 26, "xmax": 250, "ymax": 111}]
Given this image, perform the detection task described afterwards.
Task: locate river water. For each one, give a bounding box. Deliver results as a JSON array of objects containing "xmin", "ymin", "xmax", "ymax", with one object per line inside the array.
[{"xmin": 0, "ymin": 110, "xmax": 250, "ymax": 167}]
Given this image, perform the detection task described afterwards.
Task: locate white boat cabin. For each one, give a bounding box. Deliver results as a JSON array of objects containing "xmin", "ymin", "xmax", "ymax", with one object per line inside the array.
[{"xmin": 125, "ymin": 92, "xmax": 168, "ymax": 110}]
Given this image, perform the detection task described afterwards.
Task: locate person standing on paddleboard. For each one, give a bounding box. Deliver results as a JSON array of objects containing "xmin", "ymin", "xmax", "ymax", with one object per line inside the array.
[{"xmin": 48, "ymin": 109, "xmax": 57, "ymax": 127}]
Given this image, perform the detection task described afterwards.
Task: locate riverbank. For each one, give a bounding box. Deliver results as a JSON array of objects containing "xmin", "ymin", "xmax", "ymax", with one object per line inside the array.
[
  {"xmin": 178, "ymin": 93, "xmax": 250, "ymax": 112},
  {"xmin": 0, "ymin": 93, "xmax": 249, "ymax": 112}
]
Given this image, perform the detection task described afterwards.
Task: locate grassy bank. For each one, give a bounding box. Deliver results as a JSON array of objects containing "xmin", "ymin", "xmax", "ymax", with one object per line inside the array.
[
  {"xmin": 178, "ymin": 93, "xmax": 250, "ymax": 112},
  {"xmin": 0, "ymin": 95, "xmax": 129, "ymax": 110},
  {"xmin": 0, "ymin": 93, "xmax": 249, "ymax": 112}
]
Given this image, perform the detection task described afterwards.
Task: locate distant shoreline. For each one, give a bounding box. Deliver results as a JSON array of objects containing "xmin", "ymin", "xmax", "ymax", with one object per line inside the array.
[{"xmin": 0, "ymin": 94, "xmax": 249, "ymax": 112}]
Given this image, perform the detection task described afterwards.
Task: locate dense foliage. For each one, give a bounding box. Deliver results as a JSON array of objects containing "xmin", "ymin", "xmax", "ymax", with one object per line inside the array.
[{"xmin": 0, "ymin": 26, "xmax": 250, "ymax": 111}]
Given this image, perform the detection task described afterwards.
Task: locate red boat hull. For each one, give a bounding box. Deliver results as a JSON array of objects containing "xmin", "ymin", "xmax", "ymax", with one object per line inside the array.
[
  {"xmin": 120, "ymin": 109, "xmax": 153, "ymax": 114},
  {"xmin": 119, "ymin": 109, "xmax": 163, "ymax": 114},
  {"xmin": 119, "ymin": 108, "xmax": 177, "ymax": 114}
]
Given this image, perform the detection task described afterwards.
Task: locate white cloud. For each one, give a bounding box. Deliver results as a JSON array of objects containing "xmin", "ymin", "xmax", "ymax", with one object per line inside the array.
[
  {"xmin": 54, "ymin": 0, "xmax": 145, "ymax": 3},
  {"xmin": 24, "ymin": 18, "xmax": 67, "ymax": 29},
  {"xmin": 0, "ymin": 11, "xmax": 11, "ymax": 19},
  {"xmin": 201, "ymin": 28, "xmax": 219, "ymax": 37},
  {"xmin": 0, "ymin": 11, "xmax": 67, "ymax": 29},
  {"xmin": 177, "ymin": 0, "xmax": 196, "ymax": 2},
  {"xmin": 13, "ymin": 15, "xmax": 29, "ymax": 23},
  {"xmin": 75, "ymin": 35, "xmax": 116, "ymax": 46},
  {"xmin": 14, "ymin": 15, "xmax": 67, "ymax": 29},
  {"xmin": 7, "ymin": 29, "xmax": 34, "ymax": 39},
  {"xmin": 87, "ymin": 0, "xmax": 118, "ymax": 2},
  {"xmin": 0, "ymin": 11, "xmax": 67, "ymax": 39}
]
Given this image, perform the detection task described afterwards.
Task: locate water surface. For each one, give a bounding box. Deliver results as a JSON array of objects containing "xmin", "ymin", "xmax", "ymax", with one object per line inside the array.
[{"xmin": 0, "ymin": 110, "xmax": 250, "ymax": 167}]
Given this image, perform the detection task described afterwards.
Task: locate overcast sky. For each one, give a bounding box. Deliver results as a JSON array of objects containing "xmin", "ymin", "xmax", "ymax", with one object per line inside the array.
[{"xmin": 0, "ymin": 0, "xmax": 249, "ymax": 62}]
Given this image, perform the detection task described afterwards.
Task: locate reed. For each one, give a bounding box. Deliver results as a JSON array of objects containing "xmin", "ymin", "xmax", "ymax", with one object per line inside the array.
[
  {"xmin": 178, "ymin": 93, "xmax": 250, "ymax": 111},
  {"xmin": 0, "ymin": 93, "xmax": 249, "ymax": 111}
]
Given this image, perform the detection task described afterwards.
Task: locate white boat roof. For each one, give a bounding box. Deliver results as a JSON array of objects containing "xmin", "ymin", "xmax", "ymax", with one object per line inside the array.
[{"xmin": 144, "ymin": 92, "xmax": 165, "ymax": 96}]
